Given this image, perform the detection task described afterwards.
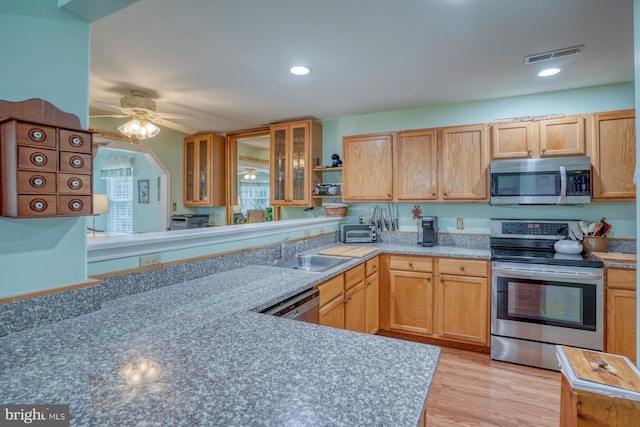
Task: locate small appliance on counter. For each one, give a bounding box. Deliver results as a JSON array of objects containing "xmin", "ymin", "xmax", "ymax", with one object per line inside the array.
[
  {"xmin": 341, "ymin": 224, "xmax": 376, "ymax": 243},
  {"xmin": 170, "ymin": 214, "xmax": 209, "ymax": 230},
  {"xmin": 418, "ymin": 216, "xmax": 437, "ymax": 247}
]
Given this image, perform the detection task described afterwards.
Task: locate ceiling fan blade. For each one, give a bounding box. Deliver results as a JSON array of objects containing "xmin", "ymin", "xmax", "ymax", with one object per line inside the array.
[
  {"xmin": 149, "ymin": 117, "xmax": 198, "ymax": 135},
  {"xmin": 151, "ymin": 112, "xmax": 195, "ymax": 120},
  {"xmin": 89, "ymin": 114, "xmax": 129, "ymax": 118},
  {"xmin": 93, "ymin": 100, "xmax": 124, "ymax": 112}
]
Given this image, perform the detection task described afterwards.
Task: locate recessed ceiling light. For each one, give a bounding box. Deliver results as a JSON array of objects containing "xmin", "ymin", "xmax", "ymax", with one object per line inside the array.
[
  {"xmin": 290, "ymin": 66, "xmax": 311, "ymax": 76},
  {"xmin": 538, "ymin": 68, "xmax": 561, "ymax": 77}
]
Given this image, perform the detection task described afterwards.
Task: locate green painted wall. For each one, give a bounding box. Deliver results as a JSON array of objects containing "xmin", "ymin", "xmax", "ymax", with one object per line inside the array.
[{"xmin": 0, "ymin": 1, "xmax": 91, "ymax": 298}]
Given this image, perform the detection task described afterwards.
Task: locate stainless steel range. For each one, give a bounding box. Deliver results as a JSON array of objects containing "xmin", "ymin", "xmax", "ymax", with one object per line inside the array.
[{"xmin": 490, "ymin": 219, "xmax": 604, "ymax": 371}]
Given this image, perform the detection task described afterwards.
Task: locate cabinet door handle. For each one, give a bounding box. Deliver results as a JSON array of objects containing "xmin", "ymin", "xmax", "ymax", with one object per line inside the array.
[
  {"xmin": 443, "ymin": 192, "xmax": 448, "ymax": 196},
  {"xmin": 527, "ymin": 149, "xmax": 532, "ymax": 154},
  {"xmin": 367, "ymin": 281, "xmax": 371, "ymax": 286},
  {"xmin": 343, "ymin": 299, "xmax": 347, "ymax": 305},
  {"xmin": 541, "ymin": 148, "xmax": 547, "ymax": 154},
  {"xmin": 432, "ymin": 192, "xmax": 436, "ymax": 196},
  {"xmin": 348, "ymin": 296, "xmax": 352, "ymax": 301},
  {"xmin": 460, "ymin": 266, "xmax": 465, "ymax": 271},
  {"xmin": 408, "ymin": 262, "xmax": 413, "ymax": 268}
]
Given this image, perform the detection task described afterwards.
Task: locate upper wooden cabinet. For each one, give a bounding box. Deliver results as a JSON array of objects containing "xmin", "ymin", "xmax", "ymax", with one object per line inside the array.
[
  {"xmin": 270, "ymin": 120, "xmax": 322, "ymax": 207},
  {"xmin": 344, "ymin": 124, "xmax": 489, "ymax": 202},
  {"xmin": 491, "ymin": 114, "xmax": 586, "ymax": 159},
  {"xmin": 183, "ymin": 133, "xmax": 226, "ymax": 206},
  {"xmin": 395, "ymin": 129, "xmax": 438, "ymax": 200},
  {"xmin": 438, "ymin": 124, "xmax": 489, "ymax": 201},
  {"xmin": 590, "ymin": 109, "xmax": 636, "ymax": 200},
  {"xmin": 342, "ymin": 133, "xmax": 394, "ymax": 201}
]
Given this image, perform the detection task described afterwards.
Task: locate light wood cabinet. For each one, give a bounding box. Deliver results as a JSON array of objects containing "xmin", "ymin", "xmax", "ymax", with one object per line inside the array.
[
  {"xmin": 183, "ymin": 133, "xmax": 226, "ymax": 206},
  {"xmin": 318, "ymin": 274, "xmax": 345, "ymax": 329},
  {"xmin": 590, "ymin": 109, "xmax": 636, "ymax": 200},
  {"xmin": 437, "ymin": 258, "xmax": 490, "ymax": 346},
  {"xmin": 344, "ymin": 125, "xmax": 489, "ymax": 202},
  {"xmin": 438, "ymin": 124, "xmax": 490, "ymax": 201},
  {"xmin": 605, "ymin": 268, "xmax": 636, "ymax": 363},
  {"xmin": 394, "ymin": 129, "xmax": 438, "ymax": 200},
  {"xmin": 365, "ymin": 256, "xmax": 379, "ymax": 334},
  {"xmin": 491, "ymin": 114, "xmax": 586, "ymax": 159},
  {"xmin": 389, "ymin": 255, "xmax": 434, "ymax": 335},
  {"xmin": 342, "ymin": 133, "xmax": 393, "ymax": 201},
  {"xmin": 270, "ymin": 120, "xmax": 322, "ymax": 206},
  {"xmin": 317, "ymin": 262, "xmax": 369, "ymax": 333}
]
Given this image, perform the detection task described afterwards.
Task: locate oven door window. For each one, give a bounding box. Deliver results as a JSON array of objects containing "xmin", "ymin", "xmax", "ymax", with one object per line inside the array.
[
  {"xmin": 496, "ymin": 277, "xmax": 597, "ymax": 331},
  {"xmin": 491, "ymin": 171, "xmax": 561, "ymax": 197}
]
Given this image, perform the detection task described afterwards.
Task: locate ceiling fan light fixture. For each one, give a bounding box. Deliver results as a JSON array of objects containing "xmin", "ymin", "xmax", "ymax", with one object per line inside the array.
[{"xmin": 117, "ymin": 118, "xmax": 160, "ymax": 140}]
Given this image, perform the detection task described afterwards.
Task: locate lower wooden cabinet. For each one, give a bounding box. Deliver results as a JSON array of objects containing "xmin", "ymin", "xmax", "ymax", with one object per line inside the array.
[
  {"xmin": 318, "ymin": 275, "xmax": 345, "ymax": 329},
  {"xmin": 437, "ymin": 259, "xmax": 490, "ymax": 346},
  {"xmin": 388, "ymin": 255, "xmax": 434, "ymax": 335},
  {"xmin": 365, "ymin": 256, "xmax": 379, "ymax": 334},
  {"xmin": 382, "ymin": 254, "xmax": 490, "ymax": 348},
  {"xmin": 317, "ymin": 261, "xmax": 376, "ymax": 334},
  {"xmin": 606, "ymin": 268, "xmax": 636, "ymax": 363}
]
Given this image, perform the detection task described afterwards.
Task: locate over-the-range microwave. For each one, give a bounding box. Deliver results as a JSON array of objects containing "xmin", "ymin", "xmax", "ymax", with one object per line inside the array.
[{"xmin": 490, "ymin": 156, "xmax": 591, "ymax": 205}]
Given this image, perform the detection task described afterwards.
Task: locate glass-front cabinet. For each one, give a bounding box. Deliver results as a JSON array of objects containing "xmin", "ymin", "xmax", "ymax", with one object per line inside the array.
[
  {"xmin": 183, "ymin": 133, "xmax": 226, "ymax": 206},
  {"xmin": 270, "ymin": 120, "xmax": 322, "ymax": 207}
]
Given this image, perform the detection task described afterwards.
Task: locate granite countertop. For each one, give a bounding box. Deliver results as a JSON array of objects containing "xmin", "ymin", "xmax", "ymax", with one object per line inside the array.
[{"xmin": 0, "ymin": 243, "xmax": 453, "ymax": 426}]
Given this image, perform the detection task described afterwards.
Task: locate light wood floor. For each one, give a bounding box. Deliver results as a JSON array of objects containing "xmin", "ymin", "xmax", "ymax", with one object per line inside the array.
[{"xmin": 426, "ymin": 347, "xmax": 561, "ymax": 427}]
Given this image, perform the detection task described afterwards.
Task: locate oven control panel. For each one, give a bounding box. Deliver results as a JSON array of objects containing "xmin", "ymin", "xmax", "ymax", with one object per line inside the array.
[{"xmin": 490, "ymin": 219, "xmax": 582, "ymax": 239}]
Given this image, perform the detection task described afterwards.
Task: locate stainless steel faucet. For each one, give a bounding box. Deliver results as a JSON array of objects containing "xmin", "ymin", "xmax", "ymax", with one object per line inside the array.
[{"xmin": 279, "ymin": 237, "xmax": 303, "ymax": 258}]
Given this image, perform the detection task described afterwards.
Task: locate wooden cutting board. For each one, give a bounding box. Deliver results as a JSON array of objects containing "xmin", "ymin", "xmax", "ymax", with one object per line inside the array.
[
  {"xmin": 590, "ymin": 252, "xmax": 636, "ymax": 263},
  {"xmin": 560, "ymin": 346, "xmax": 640, "ymax": 392},
  {"xmin": 317, "ymin": 246, "xmax": 377, "ymax": 258}
]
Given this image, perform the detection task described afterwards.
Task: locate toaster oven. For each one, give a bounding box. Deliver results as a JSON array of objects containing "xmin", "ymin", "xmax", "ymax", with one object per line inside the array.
[{"xmin": 341, "ymin": 224, "xmax": 377, "ymax": 243}]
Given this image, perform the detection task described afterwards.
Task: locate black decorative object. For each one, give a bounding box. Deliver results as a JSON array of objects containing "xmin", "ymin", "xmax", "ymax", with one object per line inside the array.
[{"xmin": 331, "ymin": 153, "xmax": 342, "ymax": 167}]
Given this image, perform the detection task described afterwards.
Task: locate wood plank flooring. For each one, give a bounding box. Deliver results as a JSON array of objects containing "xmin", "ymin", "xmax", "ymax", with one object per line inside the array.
[{"xmin": 426, "ymin": 347, "xmax": 561, "ymax": 427}]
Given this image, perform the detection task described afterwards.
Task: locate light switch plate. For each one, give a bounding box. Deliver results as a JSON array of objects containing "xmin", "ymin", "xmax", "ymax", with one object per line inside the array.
[{"xmin": 457, "ymin": 217, "xmax": 464, "ymax": 230}]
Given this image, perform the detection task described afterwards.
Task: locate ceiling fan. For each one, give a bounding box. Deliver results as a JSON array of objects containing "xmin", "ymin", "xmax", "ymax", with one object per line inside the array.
[{"xmin": 91, "ymin": 90, "xmax": 199, "ymax": 138}]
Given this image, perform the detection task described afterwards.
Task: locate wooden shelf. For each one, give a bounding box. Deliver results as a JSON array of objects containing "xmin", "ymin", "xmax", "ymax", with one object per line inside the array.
[{"xmin": 314, "ymin": 167, "xmax": 343, "ymax": 172}]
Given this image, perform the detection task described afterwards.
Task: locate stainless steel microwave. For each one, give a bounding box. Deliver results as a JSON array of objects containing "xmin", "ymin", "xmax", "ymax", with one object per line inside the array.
[{"xmin": 490, "ymin": 156, "xmax": 591, "ymax": 205}]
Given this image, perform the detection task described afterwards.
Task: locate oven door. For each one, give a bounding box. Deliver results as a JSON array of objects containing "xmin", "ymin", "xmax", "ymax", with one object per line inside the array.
[{"xmin": 491, "ymin": 261, "xmax": 603, "ymax": 350}]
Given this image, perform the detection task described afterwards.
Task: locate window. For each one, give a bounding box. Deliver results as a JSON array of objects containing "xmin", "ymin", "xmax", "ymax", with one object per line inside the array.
[{"xmin": 106, "ymin": 175, "xmax": 133, "ymax": 234}]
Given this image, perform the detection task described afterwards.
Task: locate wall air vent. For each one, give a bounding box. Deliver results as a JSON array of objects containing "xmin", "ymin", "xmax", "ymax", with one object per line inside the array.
[{"xmin": 524, "ymin": 45, "xmax": 584, "ymax": 64}]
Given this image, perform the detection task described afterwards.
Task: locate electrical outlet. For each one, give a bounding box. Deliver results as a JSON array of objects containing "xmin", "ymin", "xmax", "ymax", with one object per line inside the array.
[
  {"xmin": 304, "ymin": 229, "xmax": 310, "ymax": 237},
  {"xmin": 457, "ymin": 217, "xmax": 465, "ymax": 230},
  {"xmin": 358, "ymin": 216, "xmax": 365, "ymax": 224},
  {"xmin": 140, "ymin": 253, "xmax": 161, "ymax": 267},
  {"xmin": 172, "ymin": 202, "xmax": 177, "ymax": 211}
]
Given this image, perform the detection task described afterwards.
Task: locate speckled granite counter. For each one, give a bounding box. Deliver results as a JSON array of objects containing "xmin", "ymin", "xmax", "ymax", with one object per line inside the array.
[{"xmin": 0, "ymin": 244, "xmax": 447, "ymax": 426}]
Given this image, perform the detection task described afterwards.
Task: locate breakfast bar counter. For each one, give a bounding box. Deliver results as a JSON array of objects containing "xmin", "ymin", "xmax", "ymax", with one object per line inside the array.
[{"xmin": 0, "ymin": 261, "xmax": 440, "ymax": 426}]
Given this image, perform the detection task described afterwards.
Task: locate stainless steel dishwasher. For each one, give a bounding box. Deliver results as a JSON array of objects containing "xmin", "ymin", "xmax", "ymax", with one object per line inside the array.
[{"xmin": 260, "ymin": 288, "xmax": 319, "ymax": 324}]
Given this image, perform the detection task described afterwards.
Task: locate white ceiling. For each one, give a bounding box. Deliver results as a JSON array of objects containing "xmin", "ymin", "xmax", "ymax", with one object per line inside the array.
[{"xmin": 89, "ymin": 0, "xmax": 634, "ymax": 135}]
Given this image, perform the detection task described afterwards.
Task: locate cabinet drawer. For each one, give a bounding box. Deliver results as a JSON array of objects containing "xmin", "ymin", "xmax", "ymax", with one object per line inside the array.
[
  {"xmin": 17, "ymin": 122, "xmax": 57, "ymax": 148},
  {"xmin": 58, "ymin": 195, "xmax": 92, "ymax": 216},
  {"xmin": 389, "ymin": 255, "xmax": 432, "ymax": 272},
  {"xmin": 18, "ymin": 146, "xmax": 58, "ymax": 171},
  {"xmin": 608, "ymin": 268, "xmax": 636, "ymax": 291},
  {"xmin": 59, "ymin": 151, "xmax": 92, "ymax": 173},
  {"xmin": 17, "ymin": 171, "xmax": 57, "ymax": 194},
  {"xmin": 345, "ymin": 263, "xmax": 365, "ymax": 290},
  {"xmin": 58, "ymin": 173, "xmax": 91, "ymax": 194},
  {"xmin": 439, "ymin": 258, "xmax": 488, "ymax": 277},
  {"xmin": 59, "ymin": 129, "xmax": 92, "ymax": 153},
  {"xmin": 366, "ymin": 256, "xmax": 379, "ymax": 276},
  {"xmin": 17, "ymin": 195, "xmax": 57, "ymax": 216},
  {"xmin": 318, "ymin": 275, "xmax": 344, "ymax": 306}
]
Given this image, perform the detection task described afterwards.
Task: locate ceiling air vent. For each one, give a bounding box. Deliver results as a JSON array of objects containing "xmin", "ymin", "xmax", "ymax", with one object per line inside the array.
[{"xmin": 524, "ymin": 45, "xmax": 584, "ymax": 64}]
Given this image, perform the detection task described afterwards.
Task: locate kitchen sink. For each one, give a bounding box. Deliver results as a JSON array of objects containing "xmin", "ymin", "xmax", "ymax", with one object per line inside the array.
[{"xmin": 267, "ymin": 254, "xmax": 350, "ymax": 272}]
